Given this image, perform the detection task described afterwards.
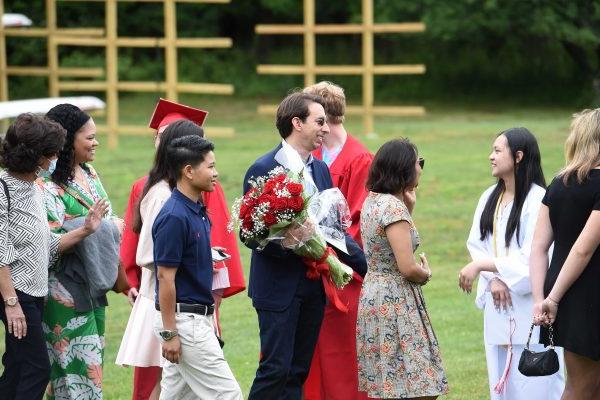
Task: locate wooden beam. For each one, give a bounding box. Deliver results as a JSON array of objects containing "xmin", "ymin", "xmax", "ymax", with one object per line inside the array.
[
  {"xmin": 256, "ymin": 22, "xmax": 426, "ymax": 35},
  {"xmin": 0, "ymin": 1, "xmax": 8, "ymax": 104},
  {"xmin": 257, "ymin": 104, "xmax": 278, "ymax": 115},
  {"xmin": 57, "ymin": 81, "xmax": 106, "ymax": 91},
  {"xmin": 95, "ymin": 125, "xmax": 152, "ymax": 136},
  {"xmin": 373, "ymin": 65, "xmax": 425, "ymax": 74},
  {"xmin": 96, "ymin": 124, "xmax": 234, "ymax": 138},
  {"xmin": 47, "ymin": 0, "xmax": 59, "ymax": 96},
  {"xmin": 256, "ymin": 25, "xmax": 306, "ymax": 35},
  {"xmin": 260, "ymin": 104, "xmax": 425, "ymax": 117},
  {"xmin": 362, "ymin": 0, "xmax": 374, "ymax": 134},
  {"xmin": 88, "ymin": 109, "xmax": 105, "ymax": 117},
  {"xmin": 5, "ymin": 66, "xmax": 103, "ymax": 77},
  {"xmin": 175, "ymin": 38, "xmax": 232, "ymax": 48},
  {"xmin": 347, "ymin": 105, "xmax": 426, "ymax": 116},
  {"xmin": 59, "ymin": 67, "xmax": 104, "ymax": 77},
  {"xmin": 3, "ymin": 28, "xmax": 50, "ymax": 37},
  {"xmin": 303, "ymin": 0, "xmax": 315, "ymax": 86},
  {"xmin": 257, "ymin": 65, "xmax": 306, "ymax": 74},
  {"xmin": 5, "ymin": 66, "xmax": 49, "ymax": 76},
  {"xmin": 164, "ymin": 0, "xmax": 178, "ymax": 101},
  {"xmin": 257, "ymin": 64, "xmax": 425, "ymax": 75},
  {"xmin": 4, "ymin": 28, "xmax": 104, "ymax": 37},
  {"xmin": 58, "ymin": 80, "xmax": 234, "ymax": 95},
  {"xmin": 52, "ymin": 36, "xmax": 231, "ymax": 48},
  {"xmin": 176, "ymin": 82, "xmax": 234, "ymax": 95},
  {"xmin": 204, "ymin": 127, "xmax": 235, "ymax": 137},
  {"xmin": 373, "ymin": 23, "xmax": 425, "ymax": 33},
  {"xmin": 106, "ymin": 0, "xmax": 119, "ymax": 148},
  {"xmin": 59, "ymin": 0, "xmax": 230, "ymax": 3}
]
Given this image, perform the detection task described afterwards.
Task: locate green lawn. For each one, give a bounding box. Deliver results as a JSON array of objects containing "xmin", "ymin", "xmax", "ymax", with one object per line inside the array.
[{"xmin": 3, "ymin": 95, "xmax": 573, "ymax": 399}]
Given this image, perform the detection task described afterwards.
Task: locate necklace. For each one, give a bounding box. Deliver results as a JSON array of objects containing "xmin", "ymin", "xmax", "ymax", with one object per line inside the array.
[
  {"xmin": 73, "ymin": 166, "xmax": 91, "ymax": 194},
  {"xmin": 492, "ymin": 191, "xmax": 509, "ymax": 257}
]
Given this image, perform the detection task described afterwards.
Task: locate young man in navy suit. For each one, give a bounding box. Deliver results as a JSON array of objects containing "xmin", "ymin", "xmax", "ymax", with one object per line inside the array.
[{"xmin": 244, "ymin": 92, "xmax": 368, "ymax": 399}]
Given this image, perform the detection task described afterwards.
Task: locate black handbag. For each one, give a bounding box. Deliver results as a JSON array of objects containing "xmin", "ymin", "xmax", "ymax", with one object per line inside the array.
[{"xmin": 518, "ymin": 323, "xmax": 559, "ymax": 376}]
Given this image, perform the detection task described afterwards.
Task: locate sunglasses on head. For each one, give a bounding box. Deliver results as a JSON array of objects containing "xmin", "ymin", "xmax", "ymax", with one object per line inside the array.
[{"xmin": 418, "ymin": 157, "xmax": 425, "ymax": 169}]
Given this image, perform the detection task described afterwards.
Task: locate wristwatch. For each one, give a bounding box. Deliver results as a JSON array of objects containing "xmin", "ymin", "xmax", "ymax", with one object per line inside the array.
[
  {"xmin": 4, "ymin": 297, "xmax": 18, "ymax": 307},
  {"xmin": 159, "ymin": 329, "xmax": 179, "ymax": 341}
]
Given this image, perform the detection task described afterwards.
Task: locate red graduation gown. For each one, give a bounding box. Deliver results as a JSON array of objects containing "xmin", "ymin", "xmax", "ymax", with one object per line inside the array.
[
  {"xmin": 119, "ymin": 176, "xmax": 246, "ymax": 297},
  {"xmin": 305, "ymin": 135, "xmax": 374, "ymax": 400},
  {"xmin": 120, "ymin": 177, "xmax": 146, "ymax": 291},
  {"xmin": 201, "ymin": 181, "xmax": 246, "ymax": 298}
]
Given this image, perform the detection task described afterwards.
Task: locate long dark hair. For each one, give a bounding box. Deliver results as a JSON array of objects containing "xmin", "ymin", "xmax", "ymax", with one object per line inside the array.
[
  {"xmin": 479, "ymin": 128, "xmax": 546, "ymax": 247},
  {"xmin": 45, "ymin": 104, "xmax": 91, "ymax": 186},
  {"xmin": 132, "ymin": 120, "xmax": 204, "ymax": 233}
]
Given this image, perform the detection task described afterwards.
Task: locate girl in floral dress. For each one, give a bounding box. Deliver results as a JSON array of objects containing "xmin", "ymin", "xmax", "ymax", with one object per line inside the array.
[
  {"xmin": 356, "ymin": 139, "xmax": 448, "ymax": 399},
  {"xmin": 40, "ymin": 104, "xmax": 121, "ymax": 400}
]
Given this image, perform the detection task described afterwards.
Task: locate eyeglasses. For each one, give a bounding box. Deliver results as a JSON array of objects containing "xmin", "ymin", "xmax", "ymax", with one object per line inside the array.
[{"xmin": 418, "ymin": 157, "xmax": 425, "ymax": 169}]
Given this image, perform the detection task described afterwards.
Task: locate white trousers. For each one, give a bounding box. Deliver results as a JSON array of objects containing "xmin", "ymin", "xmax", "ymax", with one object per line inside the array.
[
  {"xmin": 485, "ymin": 343, "xmax": 565, "ymax": 400},
  {"xmin": 154, "ymin": 312, "xmax": 243, "ymax": 400}
]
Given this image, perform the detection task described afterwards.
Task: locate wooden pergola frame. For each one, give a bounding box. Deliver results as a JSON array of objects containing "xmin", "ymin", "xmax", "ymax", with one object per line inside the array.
[
  {"xmin": 0, "ymin": 0, "xmax": 234, "ymax": 147},
  {"xmin": 255, "ymin": 0, "xmax": 426, "ymax": 135}
]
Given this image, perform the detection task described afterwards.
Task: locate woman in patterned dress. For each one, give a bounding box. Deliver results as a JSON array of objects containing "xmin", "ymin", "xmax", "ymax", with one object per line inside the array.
[
  {"xmin": 356, "ymin": 139, "xmax": 448, "ymax": 399},
  {"xmin": 40, "ymin": 104, "xmax": 122, "ymax": 400}
]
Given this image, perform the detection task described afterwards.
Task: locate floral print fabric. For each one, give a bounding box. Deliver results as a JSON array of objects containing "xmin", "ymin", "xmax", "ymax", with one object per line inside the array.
[
  {"xmin": 39, "ymin": 165, "xmax": 110, "ymax": 400},
  {"xmin": 356, "ymin": 192, "xmax": 449, "ymax": 398}
]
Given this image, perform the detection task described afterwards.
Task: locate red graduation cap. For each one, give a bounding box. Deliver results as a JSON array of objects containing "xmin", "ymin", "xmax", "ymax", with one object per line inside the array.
[{"xmin": 148, "ymin": 98, "xmax": 209, "ymax": 130}]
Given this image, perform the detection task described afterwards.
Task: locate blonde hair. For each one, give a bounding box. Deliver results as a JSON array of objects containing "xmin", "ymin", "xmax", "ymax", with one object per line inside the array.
[
  {"xmin": 560, "ymin": 108, "xmax": 600, "ymax": 184},
  {"xmin": 303, "ymin": 81, "xmax": 346, "ymax": 124}
]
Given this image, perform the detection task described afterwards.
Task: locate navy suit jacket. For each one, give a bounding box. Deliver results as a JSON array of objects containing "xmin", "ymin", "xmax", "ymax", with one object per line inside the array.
[{"xmin": 243, "ymin": 144, "xmax": 367, "ymax": 311}]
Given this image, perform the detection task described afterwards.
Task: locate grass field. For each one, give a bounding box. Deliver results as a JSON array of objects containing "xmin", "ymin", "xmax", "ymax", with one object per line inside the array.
[{"xmin": 2, "ymin": 94, "xmax": 575, "ymax": 399}]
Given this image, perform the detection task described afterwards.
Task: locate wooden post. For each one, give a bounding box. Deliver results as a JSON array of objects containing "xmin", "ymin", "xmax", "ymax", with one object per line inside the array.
[
  {"xmin": 164, "ymin": 0, "xmax": 178, "ymax": 101},
  {"xmin": 0, "ymin": 0, "xmax": 8, "ymax": 134},
  {"xmin": 303, "ymin": 0, "xmax": 315, "ymax": 86},
  {"xmin": 0, "ymin": 0, "xmax": 8, "ymax": 104},
  {"xmin": 47, "ymin": 0, "xmax": 59, "ymax": 97},
  {"xmin": 362, "ymin": 0, "xmax": 374, "ymax": 135},
  {"xmin": 255, "ymin": 0, "xmax": 426, "ymax": 135},
  {"xmin": 105, "ymin": 0, "xmax": 118, "ymax": 148},
  {"xmin": 3, "ymin": 0, "xmax": 234, "ymax": 142}
]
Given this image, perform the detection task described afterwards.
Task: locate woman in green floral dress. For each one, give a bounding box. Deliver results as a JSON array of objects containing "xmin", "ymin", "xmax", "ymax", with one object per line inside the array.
[{"xmin": 40, "ymin": 104, "xmax": 122, "ymax": 400}]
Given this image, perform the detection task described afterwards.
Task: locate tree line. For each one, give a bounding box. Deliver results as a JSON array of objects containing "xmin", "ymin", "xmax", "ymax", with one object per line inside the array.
[{"xmin": 5, "ymin": 0, "xmax": 600, "ymax": 105}]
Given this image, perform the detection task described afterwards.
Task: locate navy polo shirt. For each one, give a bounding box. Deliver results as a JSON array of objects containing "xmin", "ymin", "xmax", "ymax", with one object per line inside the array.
[{"xmin": 152, "ymin": 188, "xmax": 213, "ymax": 306}]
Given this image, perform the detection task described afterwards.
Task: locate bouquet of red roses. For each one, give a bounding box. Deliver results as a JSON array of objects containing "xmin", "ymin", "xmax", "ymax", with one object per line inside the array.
[{"xmin": 229, "ymin": 166, "xmax": 353, "ymax": 293}]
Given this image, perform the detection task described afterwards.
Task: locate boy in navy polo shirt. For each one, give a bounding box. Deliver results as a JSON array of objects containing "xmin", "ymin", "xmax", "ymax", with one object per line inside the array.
[{"xmin": 152, "ymin": 134, "xmax": 242, "ymax": 399}]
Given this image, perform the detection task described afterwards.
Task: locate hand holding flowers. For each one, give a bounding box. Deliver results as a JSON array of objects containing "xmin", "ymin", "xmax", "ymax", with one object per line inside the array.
[{"xmin": 229, "ymin": 167, "xmax": 354, "ymax": 307}]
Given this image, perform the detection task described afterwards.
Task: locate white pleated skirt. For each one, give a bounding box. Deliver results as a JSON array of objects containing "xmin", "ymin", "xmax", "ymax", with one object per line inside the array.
[{"xmin": 116, "ymin": 267, "xmax": 162, "ymax": 367}]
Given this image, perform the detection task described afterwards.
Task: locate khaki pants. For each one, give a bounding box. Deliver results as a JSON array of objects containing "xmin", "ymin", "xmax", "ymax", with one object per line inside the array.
[{"xmin": 154, "ymin": 311, "xmax": 243, "ymax": 400}]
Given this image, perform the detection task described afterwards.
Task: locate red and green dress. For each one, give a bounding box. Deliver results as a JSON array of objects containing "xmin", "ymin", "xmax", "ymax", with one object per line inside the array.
[{"xmin": 39, "ymin": 164, "xmax": 112, "ymax": 400}]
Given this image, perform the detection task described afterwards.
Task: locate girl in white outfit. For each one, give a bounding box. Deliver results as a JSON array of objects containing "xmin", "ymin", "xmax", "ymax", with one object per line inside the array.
[
  {"xmin": 458, "ymin": 127, "xmax": 565, "ymax": 400},
  {"xmin": 116, "ymin": 121, "xmax": 212, "ymax": 396}
]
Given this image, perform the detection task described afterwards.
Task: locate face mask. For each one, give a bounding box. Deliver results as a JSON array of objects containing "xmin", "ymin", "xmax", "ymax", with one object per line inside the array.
[{"xmin": 36, "ymin": 158, "xmax": 57, "ymax": 178}]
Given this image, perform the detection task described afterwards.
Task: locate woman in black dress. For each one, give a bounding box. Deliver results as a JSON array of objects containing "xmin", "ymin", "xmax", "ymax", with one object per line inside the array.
[{"xmin": 530, "ymin": 108, "xmax": 600, "ymax": 400}]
